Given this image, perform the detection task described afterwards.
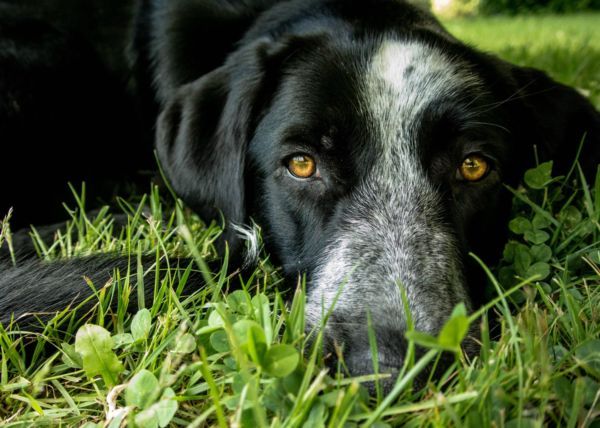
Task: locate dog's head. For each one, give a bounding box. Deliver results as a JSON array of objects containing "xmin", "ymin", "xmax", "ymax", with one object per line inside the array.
[{"xmin": 154, "ymin": 0, "xmax": 600, "ymax": 378}]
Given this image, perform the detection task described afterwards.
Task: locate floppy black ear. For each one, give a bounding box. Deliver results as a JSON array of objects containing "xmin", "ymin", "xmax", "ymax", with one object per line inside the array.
[
  {"xmin": 511, "ymin": 66, "xmax": 600, "ymax": 177},
  {"xmin": 155, "ymin": 40, "xmax": 274, "ymax": 255},
  {"xmin": 144, "ymin": 0, "xmax": 279, "ymax": 103}
]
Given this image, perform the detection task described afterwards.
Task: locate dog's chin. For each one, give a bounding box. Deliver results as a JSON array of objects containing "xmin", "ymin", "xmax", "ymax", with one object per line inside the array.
[
  {"xmin": 322, "ymin": 330, "xmax": 481, "ymax": 396},
  {"xmin": 321, "ymin": 341, "xmax": 458, "ymax": 396}
]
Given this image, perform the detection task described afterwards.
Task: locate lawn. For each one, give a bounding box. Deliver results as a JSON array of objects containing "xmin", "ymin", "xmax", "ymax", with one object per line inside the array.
[
  {"xmin": 1, "ymin": 13, "xmax": 600, "ymax": 427},
  {"xmin": 445, "ymin": 13, "xmax": 600, "ymax": 108}
]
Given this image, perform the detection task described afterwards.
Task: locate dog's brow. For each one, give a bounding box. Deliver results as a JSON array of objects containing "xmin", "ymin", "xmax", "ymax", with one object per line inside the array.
[
  {"xmin": 320, "ymin": 135, "xmax": 334, "ymax": 149},
  {"xmin": 320, "ymin": 126, "xmax": 338, "ymax": 149},
  {"xmin": 368, "ymin": 40, "xmax": 482, "ymax": 120}
]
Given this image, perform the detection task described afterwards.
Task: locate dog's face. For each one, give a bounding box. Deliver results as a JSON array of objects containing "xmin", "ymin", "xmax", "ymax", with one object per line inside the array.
[
  {"xmin": 155, "ymin": 0, "xmax": 600, "ymax": 378},
  {"xmin": 247, "ymin": 36, "xmax": 515, "ymax": 374}
]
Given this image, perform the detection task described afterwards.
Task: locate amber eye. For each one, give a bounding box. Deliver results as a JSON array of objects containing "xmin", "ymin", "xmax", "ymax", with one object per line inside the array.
[
  {"xmin": 459, "ymin": 155, "xmax": 489, "ymax": 182},
  {"xmin": 287, "ymin": 154, "xmax": 316, "ymax": 178}
]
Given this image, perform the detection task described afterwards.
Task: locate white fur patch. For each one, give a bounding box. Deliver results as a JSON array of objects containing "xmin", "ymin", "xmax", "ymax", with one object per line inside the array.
[
  {"xmin": 366, "ymin": 40, "xmax": 481, "ymax": 150},
  {"xmin": 231, "ymin": 222, "xmax": 262, "ymax": 267}
]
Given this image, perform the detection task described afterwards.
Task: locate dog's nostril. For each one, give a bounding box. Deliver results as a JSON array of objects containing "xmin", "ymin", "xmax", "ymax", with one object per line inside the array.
[
  {"xmin": 343, "ymin": 347, "xmax": 401, "ymax": 394},
  {"xmin": 345, "ymin": 348, "xmax": 398, "ymax": 375}
]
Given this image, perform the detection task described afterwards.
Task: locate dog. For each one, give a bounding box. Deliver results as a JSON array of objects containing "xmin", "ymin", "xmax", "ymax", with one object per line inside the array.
[{"xmin": 1, "ymin": 0, "xmax": 599, "ymax": 381}]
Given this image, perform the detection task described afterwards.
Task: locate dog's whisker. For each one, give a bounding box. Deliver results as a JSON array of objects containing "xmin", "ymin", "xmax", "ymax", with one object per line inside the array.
[{"xmin": 466, "ymin": 121, "xmax": 511, "ymax": 134}]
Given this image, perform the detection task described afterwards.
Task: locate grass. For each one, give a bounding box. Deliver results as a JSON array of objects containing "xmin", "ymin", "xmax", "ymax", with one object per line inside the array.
[
  {"xmin": 445, "ymin": 13, "xmax": 600, "ymax": 107},
  {"xmin": 1, "ymin": 13, "xmax": 600, "ymax": 427}
]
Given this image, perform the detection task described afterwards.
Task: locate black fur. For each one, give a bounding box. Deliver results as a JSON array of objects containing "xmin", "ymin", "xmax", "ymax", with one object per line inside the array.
[
  {"xmin": 0, "ymin": 1, "xmax": 149, "ymax": 229},
  {"xmin": 1, "ymin": 0, "xmax": 599, "ymax": 380}
]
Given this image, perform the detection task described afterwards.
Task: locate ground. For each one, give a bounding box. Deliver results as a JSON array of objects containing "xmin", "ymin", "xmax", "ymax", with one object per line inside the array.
[{"xmin": 1, "ymin": 13, "xmax": 600, "ymax": 427}]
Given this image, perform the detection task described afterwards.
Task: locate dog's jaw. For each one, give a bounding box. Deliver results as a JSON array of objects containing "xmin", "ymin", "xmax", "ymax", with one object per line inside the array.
[{"xmin": 305, "ymin": 39, "xmax": 482, "ymax": 376}]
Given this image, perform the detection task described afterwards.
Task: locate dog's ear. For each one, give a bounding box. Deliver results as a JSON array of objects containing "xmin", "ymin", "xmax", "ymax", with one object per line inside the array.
[
  {"xmin": 156, "ymin": 67, "xmax": 246, "ymax": 253},
  {"xmin": 155, "ymin": 40, "xmax": 278, "ymax": 255},
  {"xmin": 510, "ymin": 65, "xmax": 600, "ymax": 177},
  {"xmin": 148, "ymin": 0, "xmax": 279, "ymax": 102}
]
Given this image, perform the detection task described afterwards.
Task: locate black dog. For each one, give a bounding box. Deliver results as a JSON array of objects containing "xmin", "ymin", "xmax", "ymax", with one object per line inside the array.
[{"xmin": 1, "ymin": 0, "xmax": 599, "ymax": 379}]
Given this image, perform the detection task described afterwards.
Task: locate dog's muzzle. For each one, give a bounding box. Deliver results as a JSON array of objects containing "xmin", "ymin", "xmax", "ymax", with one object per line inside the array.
[{"xmin": 305, "ymin": 163, "xmax": 472, "ymax": 383}]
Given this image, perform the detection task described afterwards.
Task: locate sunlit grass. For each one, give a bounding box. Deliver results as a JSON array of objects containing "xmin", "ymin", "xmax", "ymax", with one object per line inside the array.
[
  {"xmin": 2, "ymin": 161, "xmax": 600, "ymax": 426},
  {"xmin": 445, "ymin": 13, "xmax": 600, "ymax": 107}
]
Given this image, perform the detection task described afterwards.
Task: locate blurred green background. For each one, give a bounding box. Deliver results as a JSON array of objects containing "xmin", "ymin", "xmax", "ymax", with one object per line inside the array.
[
  {"xmin": 417, "ymin": 1, "xmax": 600, "ymax": 108},
  {"xmin": 422, "ymin": 0, "xmax": 600, "ymax": 16}
]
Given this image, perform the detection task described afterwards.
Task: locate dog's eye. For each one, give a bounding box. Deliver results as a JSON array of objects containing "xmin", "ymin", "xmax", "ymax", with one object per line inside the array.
[
  {"xmin": 459, "ymin": 155, "xmax": 489, "ymax": 182},
  {"xmin": 287, "ymin": 155, "xmax": 316, "ymax": 179}
]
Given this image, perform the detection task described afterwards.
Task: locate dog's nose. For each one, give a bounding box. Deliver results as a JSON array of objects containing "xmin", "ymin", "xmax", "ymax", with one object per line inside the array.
[{"xmin": 343, "ymin": 346, "xmax": 402, "ymax": 394}]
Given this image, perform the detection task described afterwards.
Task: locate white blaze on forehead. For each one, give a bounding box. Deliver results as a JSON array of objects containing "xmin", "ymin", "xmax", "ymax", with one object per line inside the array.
[
  {"xmin": 367, "ymin": 39, "xmax": 481, "ymax": 141},
  {"xmin": 372, "ymin": 40, "xmax": 462, "ymax": 89}
]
